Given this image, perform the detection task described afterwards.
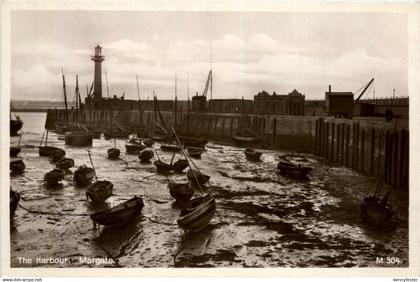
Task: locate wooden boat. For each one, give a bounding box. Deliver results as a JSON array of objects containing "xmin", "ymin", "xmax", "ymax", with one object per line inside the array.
[
  {"xmin": 10, "ymin": 116, "xmax": 23, "ymax": 136},
  {"xmin": 10, "ymin": 147, "xmax": 21, "ymax": 157},
  {"xmin": 139, "ymin": 149, "xmax": 154, "ymax": 162},
  {"xmin": 10, "ymin": 190, "xmax": 20, "ymax": 215},
  {"xmin": 187, "ymin": 147, "xmax": 204, "ymax": 159},
  {"xmin": 107, "ymin": 148, "xmax": 120, "ymax": 159},
  {"xmin": 44, "ymin": 168, "xmax": 65, "ymax": 185},
  {"xmin": 56, "ymin": 158, "xmax": 75, "ymax": 170},
  {"xmin": 177, "ymin": 193, "xmax": 216, "ymax": 233},
  {"xmin": 65, "ymin": 131, "xmax": 93, "ymax": 147},
  {"xmin": 90, "ymin": 196, "xmax": 144, "ymax": 226},
  {"xmin": 154, "ymin": 160, "xmax": 172, "ymax": 173},
  {"xmin": 73, "ymin": 165, "xmax": 95, "ymax": 186},
  {"xmin": 39, "ymin": 146, "xmax": 59, "ymax": 157},
  {"xmin": 125, "ymin": 140, "xmax": 146, "ymax": 155},
  {"xmin": 161, "ymin": 144, "xmax": 182, "ymax": 152},
  {"xmin": 103, "ymin": 129, "xmax": 131, "ymax": 139},
  {"xmin": 232, "ymin": 132, "xmax": 262, "ymax": 147},
  {"xmin": 179, "ymin": 136, "xmax": 208, "ymax": 147},
  {"xmin": 172, "ymin": 159, "xmax": 188, "ymax": 173},
  {"xmin": 360, "ymin": 191, "xmax": 397, "ymax": 229},
  {"xmin": 186, "ymin": 169, "xmax": 210, "ymax": 185},
  {"xmin": 55, "ymin": 122, "xmax": 68, "ymax": 134},
  {"xmin": 86, "ymin": 180, "xmax": 113, "ymax": 203},
  {"xmin": 244, "ymin": 148, "xmax": 262, "ymax": 161},
  {"xmin": 49, "ymin": 148, "xmax": 66, "ymax": 163},
  {"xmin": 10, "ymin": 159, "xmax": 25, "ymax": 173},
  {"xmin": 277, "ymin": 160, "xmax": 312, "ymax": 178},
  {"xmin": 168, "ymin": 182, "xmax": 194, "ymax": 203},
  {"xmin": 142, "ymin": 138, "xmax": 155, "ymax": 147}
]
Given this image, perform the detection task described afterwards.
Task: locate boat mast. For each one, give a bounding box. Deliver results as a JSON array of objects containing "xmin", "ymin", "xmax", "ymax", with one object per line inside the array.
[
  {"xmin": 174, "ymin": 73, "xmax": 178, "ymax": 129},
  {"xmin": 61, "ymin": 68, "xmax": 69, "ymax": 127},
  {"xmin": 187, "ymin": 72, "xmax": 190, "ymax": 136},
  {"xmin": 136, "ymin": 75, "xmax": 143, "ymax": 128},
  {"xmin": 105, "ymin": 71, "xmax": 112, "ymax": 131},
  {"xmin": 75, "ymin": 75, "xmax": 79, "ymax": 123}
]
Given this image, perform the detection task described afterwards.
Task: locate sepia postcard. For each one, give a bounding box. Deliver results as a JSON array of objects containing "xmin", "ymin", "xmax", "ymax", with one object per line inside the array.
[{"xmin": 1, "ymin": 0, "xmax": 419, "ymax": 279}]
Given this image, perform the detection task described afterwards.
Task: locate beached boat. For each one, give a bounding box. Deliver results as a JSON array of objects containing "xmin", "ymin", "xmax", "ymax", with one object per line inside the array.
[
  {"xmin": 186, "ymin": 169, "xmax": 210, "ymax": 185},
  {"xmin": 10, "ymin": 159, "xmax": 26, "ymax": 174},
  {"xmin": 232, "ymin": 132, "xmax": 262, "ymax": 147},
  {"xmin": 172, "ymin": 159, "xmax": 188, "ymax": 173},
  {"xmin": 142, "ymin": 138, "xmax": 155, "ymax": 147},
  {"xmin": 360, "ymin": 191, "xmax": 397, "ymax": 229},
  {"xmin": 39, "ymin": 146, "xmax": 59, "ymax": 157},
  {"xmin": 244, "ymin": 148, "xmax": 262, "ymax": 161},
  {"xmin": 49, "ymin": 148, "xmax": 66, "ymax": 163},
  {"xmin": 10, "ymin": 147, "xmax": 21, "ymax": 157},
  {"xmin": 139, "ymin": 149, "xmax": 154, "ymax": 162},
  {"xmin": 73, "ymin": 165, "xmax": 95, "ymax": 186},
  {"xmin": 44, "ymin": 168, "xmax": 65, "ymax": 186},
  {"xmin": 125, "ymin": 139, "xmax": 146, "ymax": 155},
  {"xmin": 56, "ymin": 158, "xmax": 75, "ymax": 170},
  {"xmin": 277, "ymin": 160, "xmax": 312, "ymax": 178},
  {"xmin": 168, "ymin": 182, "xmax": 194, "ymax": 203},
  {"xmin": 103, "ymin": 129, "xmax": 132, "ymax": 139},
  {"xmin": 161, "ymin": 144, "xmax": 182, "ymax": 152},
  {"xmin": 10, "ymin": 115, "xmax": 23, "ymax": 136},
  {"xmin": 10, "ymin": 190, "xmax": 20, "ymax": 215},
  {"xmin": 177, "ymin": 193, "xmax": 216, "ymax": 233},
  {"xmin": 187, "ymin": 147, "xmax": 204, "ymax": 159},
  {"xmin": 90, "ymin": 196, "xmax": 144, "ymax": 227},
  {"xmin": 179, "ymin": 136, "xmax": 208, "ymax": 148},
  {"xmin": 154, "ymin": 160, "xmax": 172, "ymax": 173},
  {"xmin": 86, "ymin": 180, "xmax": 113, "ymax": 203},
  {"xmin": 107, "ymin": 148, "xmax": 120, "ymax": 159},
  {"xmin": 65, "ymin": 131, "xmax": 93, "ymax": 147}
]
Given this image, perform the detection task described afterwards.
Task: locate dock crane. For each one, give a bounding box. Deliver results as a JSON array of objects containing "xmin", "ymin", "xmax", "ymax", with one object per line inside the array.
[{"xmin": 354, "ymin": 78, "xmax": 375, "ymax": 105}]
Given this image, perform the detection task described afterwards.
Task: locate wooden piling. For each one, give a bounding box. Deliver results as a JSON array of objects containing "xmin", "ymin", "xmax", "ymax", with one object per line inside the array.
[
  {"xmin": 331, "ymin": 122, "xmax": 335, "ymax": 162},
  {"xmin": 345, "ymin": 124, "xmax": 350, "ymax": 166},
  {"xmin": 272, "ymin": 118, "xmax": 277, "ymax": 145},
  {"xmin": 221, "ymin": 117, "xmax": 226, "ymax": 139}
]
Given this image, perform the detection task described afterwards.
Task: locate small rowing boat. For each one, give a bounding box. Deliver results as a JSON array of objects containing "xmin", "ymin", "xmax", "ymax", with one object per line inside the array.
[
  {"xmin": 277, "ymin": 160, "xmax": 312, "ymax": 179},
  {"xmin": 49, "ymin": 148, "xmax": 66, "ymax": 163},
  {"xmin": 86, "ymin": 180, "xmax": 113, "ymax": 203},
  {"xmin": 154, "ymin": 160, "xmax": 172, "ymax": 174},
  {"xmin": 107, "ymin": 148, "xmax": 120, "ymax": 159},
  {"xmin": 172, "ymin": 159, "xmax": 188, "ymax": 173},
  {"xmin": 161, "ymin": 144, "xmax": 182, "ymax": 152},
  {"xmin": 168, "ymin": 182, "xmax": 194, "ymax": 203},
  {"xmin": 187, "ymin": 147, "xmax": 204, "ymax": 159},
  {"xmin": 90, "ymin": 196, "xmax": 144, "ymax": 227},
  {"xmin": 44, "ymin": 168, "xmax": 65, "ymax": 186},
  {"xmin": 139, "ymin": 149, "xmax": 154, "ymax": 162},
  {"xmin": 177, "ymin": 194, "xmax": 216, "ymax": 233},
  {"xmin": 10, "ymin": 147, "xmax": 21, "ymax": 157},
  {"xmin": 244, "ymin": 148, "xmax": 262, "ymax": 161},
  {"xmin": 56, "ymin": 158, "xmax": 75, "ymax": 170},
  {"xmin": 10, "ymin": 159, "xmax": 25, "ymax": 174},
  {"xmin": 73, "ymin": 165, "xmax": 95, "ymax": 186}
]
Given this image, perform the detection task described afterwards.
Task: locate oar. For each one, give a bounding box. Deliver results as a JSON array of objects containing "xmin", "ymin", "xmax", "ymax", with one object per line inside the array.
[
  {"xmin": 170, "ymin": 126, "xmax": 204, "ymax": 194},
  {"xmin": 87, "ymin": 150, "xmax": 98, "ymax": 182}
]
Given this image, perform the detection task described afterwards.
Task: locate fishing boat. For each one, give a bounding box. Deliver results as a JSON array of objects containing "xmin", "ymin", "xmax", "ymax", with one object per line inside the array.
[
  {"xmin": 39, "ymin": 146, "xmax": 59, "ymax": 157},
  {"xmin": 177, "ymin": 193, "xmax": 217, "ymax": 233},
  {"xmin": 187, "ymin": 147, "xmax": 204, "ymax": 159},
  {"xmin": 10, "ymin": 147, "xmax": 21, "ymax": 157},
  {"xmin": 142, "ymin": 138, "xmax": 154, "ymax": 147},
  {"xmin": 161, "ymin": 144, "xmax": 182, "ymax": 152},
  {"xmin": 125, "ymin": 138, "xmax": 146, "ymax": 155},
  {"xmin": 179, "ymin": 136, "xmax": 208, "ymax": 148},
  {"xmin": 56, "ymin": 158, "xmax": 75, "ymax": 170},
  {"xmin": 44, "ymin": 168, "xmax": 65, "ymax": 186},
  {"xmin": 86, "ymin": 180, "xmax": 113, "ymax": 203},
  {"xmin": 244, "ymin": 148, "xmax": 262, "ymax": 161},
  {"xmin": 90, "ymin": 196, "xmax": 144, "ymax": 227},
  {"xmin": 10, "ymin": 159, "xmax": 26, "ymax": 174},
  {"xmin": 172, "ymin": 159, "xmax": 188, "ymax": 173},
  {"xmin": 154, "ymin": 160, "xmax": 172, "ymax": 173},
  {"xmin": 232, "ymin": 131, "xmax": 262, "ymax": 147},
  {"xmin": 186, "ymin": 169, "xmax": 210, "ymax": 185},
  {"xmin": 107, "ymin": 147, "xmax": 120, "ymax": 159},
  {"xmin": 49, "ymin": 148, "xmax": 66, "ymax": 163},
  {"xmin": 277, "ymin": 160, "xmax": 312, "ymax": 178},
  {"xmin": 65, "ymin": 131, "xmax": 93, "ymax": 147},
  {"xmin": 139, "ymin": 149, "xmax": 154, "ymax": 162},
  {"xmin": 10, "ymin": 115, "xmax": 23, "ymax": 136},
  {"xmin": 168, "ymin": 182, "xmax": 194, "ymax": 203},
  {"xmin": 10, "ymin": 190, "xmax": 20, "ymax": 215},
  {"xmin": 73, "ymin": 165, "xmax": 95, "ymax": 186}
]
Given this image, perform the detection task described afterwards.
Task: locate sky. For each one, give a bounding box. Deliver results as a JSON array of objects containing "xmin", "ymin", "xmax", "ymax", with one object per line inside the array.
[{"xmin": 11, "ymin": 10, "xmax": 408, "ymax": 101}]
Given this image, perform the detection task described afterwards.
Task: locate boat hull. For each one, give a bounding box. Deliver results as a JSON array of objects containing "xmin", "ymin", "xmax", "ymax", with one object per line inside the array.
[
  {"xmin": 139, "ymin": 150, "xmax": 154, "ymax": 162},
  {"xmin": 161, "ymin": 145, "xmax": 181, "ymax": 152},
  {"xmin": 168, "ymin": 182, "xmax": 194, "ymax": 203},
  {"xmin": 10, "ymin": 160, "xmax": 26, "ymax": 174},
  {"xmin": 107, "ymin": 148, "xmax": 120, "ymax": 159},
  {"xmin": 360, "ymin": 196, "xmax": 397, "ymax": 229},
  {"xmin": 73, "ymin": 165, "xmax": 95, "ymax": 186},
  {"xmin": 65, "ymin": 131, "xmax": 93, "ymax": 147},
  {"xmin": 244, "ymin": 149, "xmax": 262, "ymax": 161},
  {"xmin": 86, "ymin": 180, "xmax": 113, "ymax": 203},
  {"xmin": 10, "ymin": 119, "xmax": 23, "ymax": 136},
  {"xmin": 39, "ymin": 146, "xmax": 59, "ymax": 157},
  {"xmin": 10, "ymin": 147, "xmax": 21, "ymax": 157},
  {"xmin": 44, "ymin": 169, "xmax": 65, "ymax": 185},
  {"xmin": 90, "ymin": 197, "xmax": 144, "ymax": 226},
  {"xmin": 277, "ymin": 161, "xmax": 312, "ymax": 178},
  {"xmin": 177, "ymin": 195, "xmax": 216, "ymax": 233},
  {"xmin": 56, "ymin": 158, "xmax": 75, "ymax": 170}
]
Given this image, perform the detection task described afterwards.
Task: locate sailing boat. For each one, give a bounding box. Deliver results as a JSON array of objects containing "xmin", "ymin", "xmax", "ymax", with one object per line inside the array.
[
  {"xmin": 150, "ymin": 94, "xmax": 169, "ymax": 141},
  {"xmin": 64, "ymin": 75, "xmax": 93, "ymax": 147},
  {"xmin": 86, "ymin": 150, "xmax": 113, "ymax": 203},
  {"xmin": 10, "ymin": 104, "xmax": 23, "ymax": 136},
  {"xmin": 104, "ymin": 72, "xmax": 121, "ymax": 160},
  {"xmin": 232, "ymin": 97, "xmax": 261, "ymax": 146}
]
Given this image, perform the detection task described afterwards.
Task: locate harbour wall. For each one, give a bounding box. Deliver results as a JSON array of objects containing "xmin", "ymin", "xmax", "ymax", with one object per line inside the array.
[{"xmin": 51, "ymin": 109, "xmax": 409, "ymax": 189}]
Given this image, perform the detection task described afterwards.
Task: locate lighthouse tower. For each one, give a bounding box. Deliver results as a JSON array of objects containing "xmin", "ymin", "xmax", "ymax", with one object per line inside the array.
[{"xmin": 91, "ymin": 45, "xmax": 105, "ymax": 100}]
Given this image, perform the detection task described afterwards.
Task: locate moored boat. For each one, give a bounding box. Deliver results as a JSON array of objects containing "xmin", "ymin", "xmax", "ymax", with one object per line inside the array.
[
  {"xmin": 244, "ymin": 148, "xmax": 262, "ymax": 161},
  {"xmin": 360, "ymin": 191, "xmax": 397, "ymax": 229},
  {"xmin": 107, "ymin": 148, "xmax": 120, "ymax": 159},
  {"xmin": 125, "ymin": 140, "xmax": 146, "ymax": 155},
  {"xmin": 49, "ymin": 148, "xmax": 66, "ymax": 163},
  {"xmin": 73, "ymin": 165, "xmax": 95, "ymax": 186},
  {"xmin": 10, "ymin": 190, "xmax": 20, "ymax": 215},
  {"xmin": 186, "ymin": 169, "xmax": 210, "ymax": 185},
  {"xmin": 103, "ymin": 129, "xmax": 132, "ymax": 139},
  {"xmin": 177, "ymin": 193, "xmax": 216, "ymax": 233},
  {"xmin": 10, "ymin": 159, "xmax": 26, "ymax": 174},
  {"xmin": 139, "ymin": 149, "xmax": 154, "ymax": 162},
  {"xmin": 187, "ymin": 147, "xmax": 204, "ymax": 159},
  {"xmin": 142, "ymin": 138, "xmax": 155, "ymax": 147},
  {"xmin": 65, "ymin": 131, "xmax": 93, "ymax": 147},
  {"xmin": 179, "ymin": 136, "xmax": 208, "ymax": 148},
  {"xmin": 161, "ymin": 144, "xmax": 182, "ymax": 152},
  {"xmin": 168, "ymin": 182, "xmax": 194, "ymax": 203},
  {"xmin": 154, "ymin": 160, "xmax": 172, "ymax": 173},
  {"xmin": 39, "ymin": 146, "xmax": 59, "ymax": 157},
  {"xmin": 10, "ymin": 116, "xmax": 23, "ymax": 136},
  {"xmin": 172, "ymin": 159, "xmax": 188, "ymax": 173},
  {"xmin": 86, "ymin": 180, "xmax": 113, "ymax": 203},
  {"xmin": 90, "ymin": 196, "xmax": 144, "ymax": 227},
  {"xmin": 44, "ymin": 168, "xmax": 65, "ymax": 186},
  {"xmin": 56, "ymin": 158, "xmax": 75, "ymax": 170},
  {"xmin": 277, "ymin": 160, "xmax": 312, "ymax": 178},
  {"xmin": 10, "ymin": 147, "xmax": 21, "ymax": 157}
]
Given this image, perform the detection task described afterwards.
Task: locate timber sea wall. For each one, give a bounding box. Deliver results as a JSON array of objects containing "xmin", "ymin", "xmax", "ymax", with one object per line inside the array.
[{"xmin": 50, "ymin": 109, "xmax": 409, "ymax": 189}]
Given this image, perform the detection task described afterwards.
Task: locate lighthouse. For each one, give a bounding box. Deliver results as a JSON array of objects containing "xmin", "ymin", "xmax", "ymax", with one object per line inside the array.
[{"xmin": 91, "ymin": 45, "xmax": 105, "ymax": 100}]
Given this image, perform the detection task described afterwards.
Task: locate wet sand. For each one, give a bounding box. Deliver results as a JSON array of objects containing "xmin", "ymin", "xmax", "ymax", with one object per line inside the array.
[{"xmin": 10, "ymin": 130, "xmax": 408, "ymax": 268}]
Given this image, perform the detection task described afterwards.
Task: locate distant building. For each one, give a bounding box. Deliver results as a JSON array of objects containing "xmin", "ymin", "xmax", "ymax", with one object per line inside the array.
[
  {"xmin": 254, "ymin": 89, "xmax": 305, "ymax": 115},
  {"xmin": 324, "ymin": 85, "xmax": 354, "ymax": 118},
  {"xmin": 192, "ymin": 94, "xmax": 207, "ymax": 112},
  {"xmin": 208, "ymin": 99, "xmax": 253, "ymax": 114}
]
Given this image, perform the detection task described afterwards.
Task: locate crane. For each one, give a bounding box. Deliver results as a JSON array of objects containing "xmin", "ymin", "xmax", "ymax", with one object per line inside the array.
[{"xmin": 354, "ymin": 78, "xmax": 374, "ymax": 104}]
